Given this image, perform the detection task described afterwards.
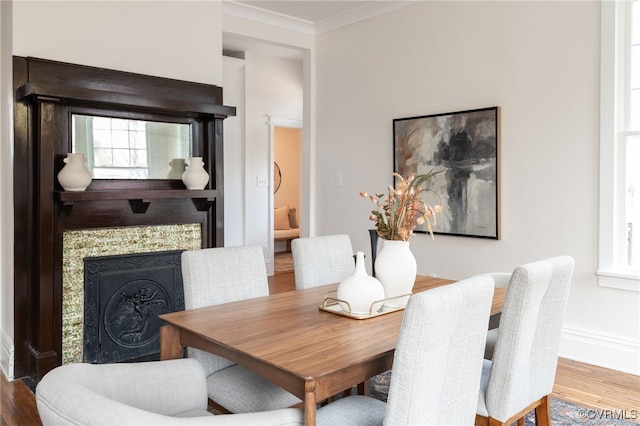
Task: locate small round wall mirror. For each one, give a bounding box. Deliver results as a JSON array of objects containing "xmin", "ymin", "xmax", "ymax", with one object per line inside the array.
[{"xmin": 274, "ymin": 162, "xmax": 282, "ymax": 193}]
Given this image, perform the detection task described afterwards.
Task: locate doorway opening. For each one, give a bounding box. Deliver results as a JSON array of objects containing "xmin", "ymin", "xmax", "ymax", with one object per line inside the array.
[{"xmin": 271, "ymin": 121, "xmax": 302, "ymax": 273}]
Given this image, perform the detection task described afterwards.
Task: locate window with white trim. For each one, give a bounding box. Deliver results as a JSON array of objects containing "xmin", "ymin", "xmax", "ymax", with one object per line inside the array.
[{"xmin": 599, "ymin": 0, "xmax": 640, "ymax": 290}]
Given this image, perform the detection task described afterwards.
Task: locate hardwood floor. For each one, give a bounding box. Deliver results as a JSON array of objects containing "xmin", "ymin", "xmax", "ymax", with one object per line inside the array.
[
  {"xmin": 553, "ymin": 357, "xmax": 640, "ymax": 414},
  {"xmin": 1, "ymin": 371, "xmax": 40, "ymax": 426},
  {"xmin": 2, "ymin": 269, "xmax": 639, "ymax": 425}
]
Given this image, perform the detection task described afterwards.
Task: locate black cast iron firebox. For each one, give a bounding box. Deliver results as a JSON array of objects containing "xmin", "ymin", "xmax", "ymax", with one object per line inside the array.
[{"xmin": 83, "ymin": 250, "xmax": 185, "ymax": 364}]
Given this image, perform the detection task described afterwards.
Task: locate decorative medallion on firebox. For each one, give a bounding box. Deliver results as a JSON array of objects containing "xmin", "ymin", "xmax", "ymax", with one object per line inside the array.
[{"xmin": 83, "ymin": 250, "xmax": 185, "ymax": 364}]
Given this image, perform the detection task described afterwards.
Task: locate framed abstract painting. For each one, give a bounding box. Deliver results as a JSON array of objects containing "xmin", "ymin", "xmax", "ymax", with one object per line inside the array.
[{"xmin": 393, "ymin": 106, "xmax": 500, "ymax": 239}]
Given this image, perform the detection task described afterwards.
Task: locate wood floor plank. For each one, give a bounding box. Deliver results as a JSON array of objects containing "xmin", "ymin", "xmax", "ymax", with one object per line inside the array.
[
  {"xmin": 552, "ymin": 358, "xmax": 640, "ymax": 414},
  {"xmin": 1, "ymin": 370, "xmax": 41, "ymax": 426}
]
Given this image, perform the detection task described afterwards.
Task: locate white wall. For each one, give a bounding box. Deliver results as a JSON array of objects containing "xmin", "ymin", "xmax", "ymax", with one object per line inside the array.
[
  {"xmin": 223, "ymin": 56, "xmax": 246, "ymax": 248},
  {"xmin": 223, "ymin": 13, "xmax": 315, "ymax": 239},
  {"xmin": 12, "ymin": 1, "xmax": 223, "ymax": 85},
  {"xmin": 0, "ymin": 0, "xmax": 15, "ymax": 377},
  {"xmin": 315, "ymin": 1, "xmax": 639, "ymax": 374},
  {"xmin": 243, "ymin": 52, "xmax": 303, "ymax": 273}
]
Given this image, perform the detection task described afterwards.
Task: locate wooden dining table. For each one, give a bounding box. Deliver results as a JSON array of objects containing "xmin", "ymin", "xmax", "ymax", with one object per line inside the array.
[{"xmin": 159, "ymin": 275, "xmax": 506, "ymax": 426}]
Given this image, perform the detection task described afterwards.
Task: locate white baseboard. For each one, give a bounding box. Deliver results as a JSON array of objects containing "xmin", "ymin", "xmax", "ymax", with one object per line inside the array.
[
  {"xmin": 0, "ymin": 328, "xmax": 14, "ymax": 379},
  {"xmin": 560, "ymin": 326, "xmax": 640, "ymax": 375}
]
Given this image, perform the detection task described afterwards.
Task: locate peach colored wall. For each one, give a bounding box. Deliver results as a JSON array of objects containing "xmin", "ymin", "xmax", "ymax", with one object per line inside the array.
[{"xmin": 274, "ymin": 126, "xmax": 301, "ymax": 217}]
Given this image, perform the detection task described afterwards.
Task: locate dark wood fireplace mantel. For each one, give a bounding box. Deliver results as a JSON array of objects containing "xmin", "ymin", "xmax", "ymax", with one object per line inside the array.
[
  {"xmin": 12, "ymin": 57, "xmax": 236, "ymax": 382},
  {"xmin": 56, "ymin": 189, "xmax": 220, "ymax": 215}
]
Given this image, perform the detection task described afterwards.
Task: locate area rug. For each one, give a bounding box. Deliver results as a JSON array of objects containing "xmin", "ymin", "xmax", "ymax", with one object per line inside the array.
[
  {"xmin": 369, "ymin": 371, "xmax": 639, "ymax": 426},
  {"xmin": 274, "ymin": 251, "xmax": 294, "ymax": 273}
]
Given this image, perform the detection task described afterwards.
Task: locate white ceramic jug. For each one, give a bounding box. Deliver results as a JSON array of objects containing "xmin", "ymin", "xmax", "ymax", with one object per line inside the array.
[
  {"xmin": 337, "ymin": 251, "xmax": 385, "ymax": 315},
  {"xmin": 181, "ymin": 157, "xmax": 209, "ymax": 190},
  {"xmin": 57, "ymin": 153, "xmax": 92, "ymax": 191}
]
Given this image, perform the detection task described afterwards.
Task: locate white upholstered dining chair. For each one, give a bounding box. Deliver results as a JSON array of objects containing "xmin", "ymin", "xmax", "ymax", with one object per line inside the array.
[
  {"xmin": 181, "ymin": 246, "xmax": 301, "ymax": 414},
  {"xmin": 291, "ymin": 234, "xmax": 355, "ymax": 290},
  {"xmin": 36, "ymin": 358, "xmax": 303, "ymax": 425},
  {"xmin": 476, "ymin": 255, "xmax": 575, "ymax": 426},
  {"xmin": 483, "ymin": 272, "xmax": 512, "ymax": 360},
  {"xmin": 316, "ymin": 274, "xmax": 495, "ymax": 426}
]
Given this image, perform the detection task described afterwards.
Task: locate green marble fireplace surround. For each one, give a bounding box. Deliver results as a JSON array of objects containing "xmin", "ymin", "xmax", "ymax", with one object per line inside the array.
[{"xmin": 62, "ymin": 224, "xmax": 202, "ymax": 364}]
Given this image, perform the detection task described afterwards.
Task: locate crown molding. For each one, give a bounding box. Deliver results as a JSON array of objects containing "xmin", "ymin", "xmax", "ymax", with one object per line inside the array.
[
  {"xmin": 223, "ymin": 1, "xmax": 315, "ymax": 35},
  {"xmin": 315, "ymin": 1, "xmax": 417, "ymax": 35},
  {"xmin": 223, "ymin": 1, "xmax": 417, "ymax": 36}
]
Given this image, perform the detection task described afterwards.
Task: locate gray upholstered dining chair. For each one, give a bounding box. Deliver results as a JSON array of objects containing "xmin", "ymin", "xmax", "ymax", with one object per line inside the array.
[
  {"xmin": 36, "ymin": 358, "xmax": 303, "ymax": 425},
  {"xmin": 181, "ymin": 246, "xmax": 301, "ymax": 414},
  {"xmin": 316, "ymin": 274, "xmax": 495, "ymax": 426},
  {"xmin": 483, "ymin": 272, "xmax": 512, "ymax": 360},
  {"xmin": 291, "ymin": 234, "xmax": 355, "ymax": 290},
  {"xmin": 476, "ymin": 255, "xmax": 575, "ymax": 426}
]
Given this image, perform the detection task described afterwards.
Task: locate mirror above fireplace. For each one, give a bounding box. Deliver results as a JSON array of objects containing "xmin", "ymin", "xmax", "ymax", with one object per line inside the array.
[{"xmin": 72, "ymin": 114, "xmax": 191, "ymax": 180}]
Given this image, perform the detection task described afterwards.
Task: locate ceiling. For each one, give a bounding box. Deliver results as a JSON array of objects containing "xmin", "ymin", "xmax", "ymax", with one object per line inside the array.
[
  {"xmin": 233, "ymin": 1, "xmax": 383, "ymax": 24},
  {"xmin": 223, "ymin": 0, "xmax": 414, "ymax": 60}
]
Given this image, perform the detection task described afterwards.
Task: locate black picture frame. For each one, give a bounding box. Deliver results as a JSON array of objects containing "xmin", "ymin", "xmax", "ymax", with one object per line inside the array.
[
  {"xmin": 393, "ymin": 106, "xmax": 500, "ymax": 239},
  {"xmin": 274, "ymin": 162, "xmax": 282, "ymax": 193}
]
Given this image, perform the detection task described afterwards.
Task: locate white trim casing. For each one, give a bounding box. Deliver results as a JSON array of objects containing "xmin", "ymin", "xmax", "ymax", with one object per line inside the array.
[{"xmin": 598, "ymin": 0, "xmax": 640, "ymax": 291}]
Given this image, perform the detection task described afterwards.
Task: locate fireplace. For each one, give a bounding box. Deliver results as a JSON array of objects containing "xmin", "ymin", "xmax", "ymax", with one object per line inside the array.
[
  {"xmin": 62, "ymin": 225, "xmax": 201, "ymax": 364},
  {"xmin": 13, "ymin": 57, "xmax": 235, "ymax": 382},
  {"xmin": 83, "ymin": 250, "xmax": 185, "ymax": 364}
]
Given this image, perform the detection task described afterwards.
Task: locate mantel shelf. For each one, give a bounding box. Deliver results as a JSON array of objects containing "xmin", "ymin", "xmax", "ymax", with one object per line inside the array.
[{"xmin": 55, "ymin": 189, "xmax": 219, "ymax": 215}]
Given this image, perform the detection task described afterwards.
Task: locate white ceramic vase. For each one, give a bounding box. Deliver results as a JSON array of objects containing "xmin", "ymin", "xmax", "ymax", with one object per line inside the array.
[
  {"xmin": 374, "ymin": 239, "xmax": 417, "ymax": 308},
  {"xmin": 337, "ymin": 251, "xmax": 385, "ymax": 315},
  {"xmin": 181, "ymin": 157, "xmax": 209, "ymax": 190},
  {"xmin": 57, "ymin": 153, "xmax": 92, "ymax": 191}
]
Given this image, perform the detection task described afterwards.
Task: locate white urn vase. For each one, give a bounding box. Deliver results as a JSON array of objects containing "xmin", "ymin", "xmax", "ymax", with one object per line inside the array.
[
  {"xmin": 57, "ymin": 153, "xmax": 92, "ymax": 191},
  {"xmin": 182, "ymin": 157, "xmax": 209, "ymax": 190},
  {"xmin": 337, "ymin": 251, "xmax": 385, "ymax": 315},
  {"xmin": 374, "ymin": 239, "xmax": 417, "ymax": 308}
]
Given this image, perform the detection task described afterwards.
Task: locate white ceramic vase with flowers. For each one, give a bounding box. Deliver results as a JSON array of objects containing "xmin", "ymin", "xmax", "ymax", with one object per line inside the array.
[{"xmin": 361, "ymin": 170, "xmax": 443, "ymax": 308}]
